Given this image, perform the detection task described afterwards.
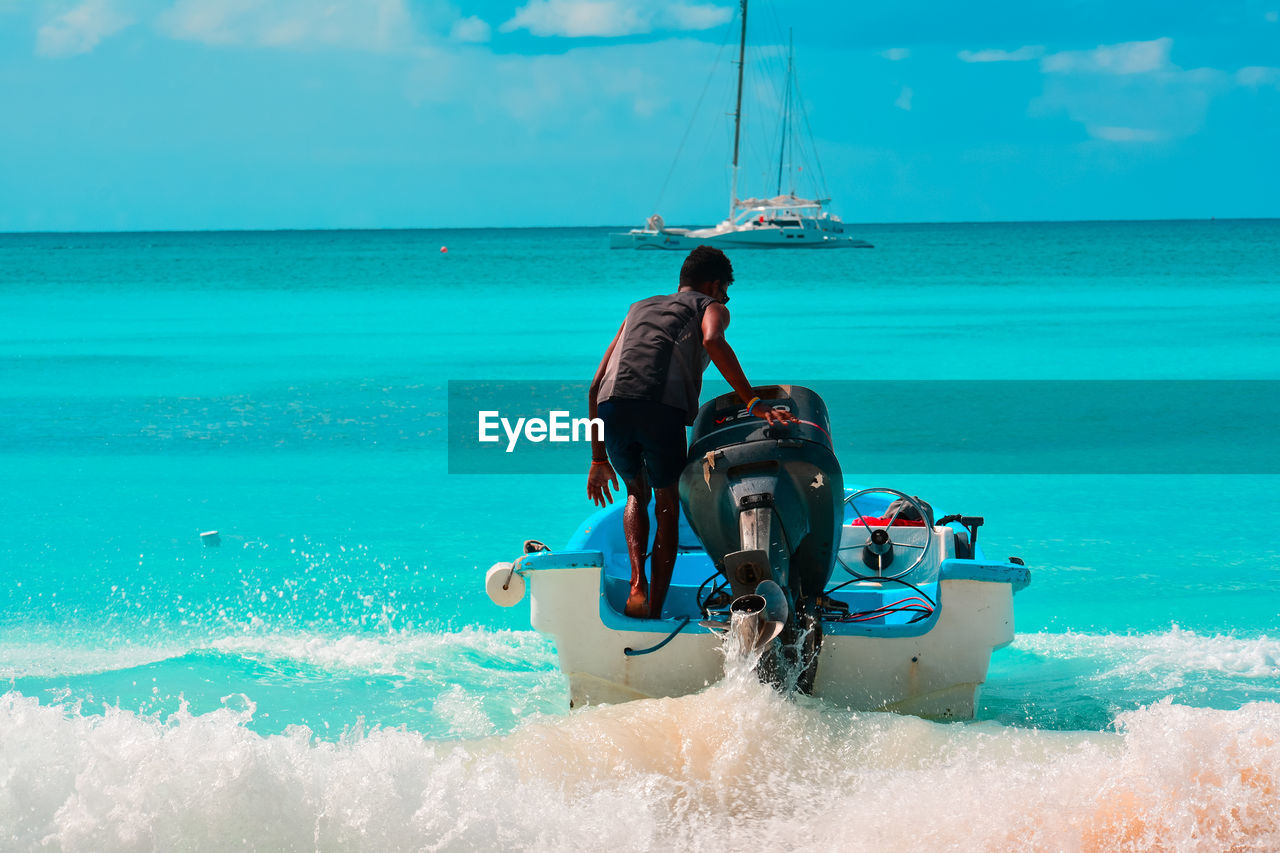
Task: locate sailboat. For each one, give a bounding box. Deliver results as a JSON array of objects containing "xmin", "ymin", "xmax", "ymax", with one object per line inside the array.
[{"xmin": 610, "ymin": 1, "xmax": 872, "ymax": 250}]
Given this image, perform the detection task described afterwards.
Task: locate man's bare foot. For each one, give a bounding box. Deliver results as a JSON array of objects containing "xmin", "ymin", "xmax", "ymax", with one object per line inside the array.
[{"xmin": 624, "ymin": 586, "xmax": 649, "ymax": 618}]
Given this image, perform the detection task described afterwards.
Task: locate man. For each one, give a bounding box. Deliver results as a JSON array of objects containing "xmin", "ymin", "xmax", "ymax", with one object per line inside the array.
[{"xmin": 586, "ymin": 245, "xmax": 797, "ymax": 619}]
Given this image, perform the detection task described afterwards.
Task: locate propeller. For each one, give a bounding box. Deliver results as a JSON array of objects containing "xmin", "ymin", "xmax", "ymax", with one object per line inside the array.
[{"xmin": 720, "ymin": 579, "xmax": 789, "ymax": 651}]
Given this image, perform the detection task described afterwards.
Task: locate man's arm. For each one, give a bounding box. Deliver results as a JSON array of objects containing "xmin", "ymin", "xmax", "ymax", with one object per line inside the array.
[
  {"xmin": 586, "ymin": 323, "xmax": 623, "ymax": 506},
  {"xmin": 701, "ymin": 303, "xmax": 797, "ymax": 425}
]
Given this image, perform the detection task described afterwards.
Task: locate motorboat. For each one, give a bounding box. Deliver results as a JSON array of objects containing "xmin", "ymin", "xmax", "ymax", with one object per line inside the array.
[
  {"xmin": 484, "ymin": 385, "xmax": 1029, "ymax": 719},
  {"xmin": 609, "ymin": 2, "xmax": 873, "ymax": 251}
]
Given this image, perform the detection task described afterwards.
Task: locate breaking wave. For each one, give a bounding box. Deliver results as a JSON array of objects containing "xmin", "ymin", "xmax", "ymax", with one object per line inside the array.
[{"xmin": 4, "ymin": 673, "xmax": 1280, "ymax": 851}]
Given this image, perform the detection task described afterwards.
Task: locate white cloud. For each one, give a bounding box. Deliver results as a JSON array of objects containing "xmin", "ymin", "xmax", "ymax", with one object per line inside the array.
[
  {"xmin": 1087, "ymin": 126, "xmax": 1166, "ymax": 143},
  {"xmin": 1236, "ymin": 66, "xmax": 1280, "ymax": 89},
  {"xmin": 957, "ymin": 45, "xmax": 1043, "ymax": 63},
  {"xmin": 663, "ymin": 3, "xmax": 731, "ymax": 30},
  {"xmin": 963, "ymin": 39, "xmax": 1280, "ymax": 128},
  {"xmin": 1041, "ymin": 38, "xmax": 1172, "ymax": 75},
  {"xmin": 28, "ymin": 0, "xmax": 729, "ymax": 58},
  {"xmin": 1032, "ymin": 60, "xmax": 1230, "ymax": 144},
  {"xmin": 1024, "ymin": 37, "xmax": 1252, "ymax": 144},
  {"xmin": 879, "ymin": 47, "xmax": 909, "ymax": 61},
  {"xmin": 36, "ymin": 0, "xmax": 135, "ymax": 57},
  {"xmin": 894, "ymin": 85, "xmax": 912, "ymax": 111},
  {"xmin": 404, "ymin": 37, "xmax": 711, "ymax": 126},
  {"xmin": 450, "ymin": 15, "xmax": 490, "ymax": 43},
  {"xmin": 156, "ymin": 0, "xmax": 415, "ymax": 52},
  {"xmin": 501, "ymin": 1, "xmax": 640, "ymax": 37},
  {"xmin": 500, "ymin": 0, "xmax": 732, "ymax": 38}
]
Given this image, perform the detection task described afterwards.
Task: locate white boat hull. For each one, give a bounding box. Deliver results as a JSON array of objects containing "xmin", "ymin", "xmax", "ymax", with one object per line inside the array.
[
  {"xmin": 526, "ymin": 560, "xmax": 1016, "ymax": 719},
  {"xmin": 610, "ymin": 227, "xmax": 872, "ymax": 250}
]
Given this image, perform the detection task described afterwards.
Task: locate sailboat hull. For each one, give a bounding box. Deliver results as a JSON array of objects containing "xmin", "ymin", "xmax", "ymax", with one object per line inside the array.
[{"xmin": 609, "ymin": 227, "xmax": 873, "ymax": 250}]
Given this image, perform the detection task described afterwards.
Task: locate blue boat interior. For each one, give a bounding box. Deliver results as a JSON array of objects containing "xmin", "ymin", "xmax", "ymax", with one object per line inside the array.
[{"xmin": 561, "ymin": 490, "xmax": 995, "ymax": 638}]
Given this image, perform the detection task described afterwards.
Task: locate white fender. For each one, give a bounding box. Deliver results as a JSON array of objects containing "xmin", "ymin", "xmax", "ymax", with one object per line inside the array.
[{"xmin": 485, "ymin": 562, "xmax": 525, "ymax": 607}]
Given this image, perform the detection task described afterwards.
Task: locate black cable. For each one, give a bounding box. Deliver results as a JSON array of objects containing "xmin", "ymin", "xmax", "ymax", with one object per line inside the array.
[
  {"xmin": 833, "ymin": 604, "xmax": 935, "ymax": 624},
  {"xmin": 695, "ymin": 572, "xmax": 730, "ymax": 618},
  {"xmin": 821, "ymin": 563, "xmax": 940, "ymax": 626},
  {"xmin": 825, "ymin": 571, "xmax": 938, "ymax": 608},
  {"xmin": 695, "ymin": 571, "xmax": 716, "ymax": 606}
]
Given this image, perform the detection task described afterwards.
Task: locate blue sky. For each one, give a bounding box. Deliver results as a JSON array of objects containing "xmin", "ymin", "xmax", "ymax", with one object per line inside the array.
[{"xmin": 1, "ymin": 0, "xmax": 1277, "ymax": 230}]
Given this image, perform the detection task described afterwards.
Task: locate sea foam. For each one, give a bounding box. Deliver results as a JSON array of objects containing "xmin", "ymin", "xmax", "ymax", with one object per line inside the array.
[
  {"xmin": 1016, "ymin": 627, "xmax": 1280, "ymax": 682},
  {"xmin": 3, "ymin": 676, "xmax": 1279, "ymax": 852}
]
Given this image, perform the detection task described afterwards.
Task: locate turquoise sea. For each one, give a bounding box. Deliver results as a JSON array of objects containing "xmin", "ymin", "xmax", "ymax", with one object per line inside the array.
[{"xmin": 2, "ymin": 220, "xmax": 1279, "ymax": 850}]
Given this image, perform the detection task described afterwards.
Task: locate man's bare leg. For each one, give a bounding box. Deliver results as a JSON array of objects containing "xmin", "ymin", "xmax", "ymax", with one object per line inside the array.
[
  {"xmin": 647, "ymin": 486, "xmax": 680, "ymax": 619},
  {"xmin": 622, "ymin": 474, "xmax": 652, "ymax": 618}
]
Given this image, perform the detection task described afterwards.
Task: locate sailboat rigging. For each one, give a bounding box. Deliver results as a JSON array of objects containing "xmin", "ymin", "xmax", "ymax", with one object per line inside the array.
[{"xmin": 610, "ymin": 0, "xmax": 872, "ymax": 250}]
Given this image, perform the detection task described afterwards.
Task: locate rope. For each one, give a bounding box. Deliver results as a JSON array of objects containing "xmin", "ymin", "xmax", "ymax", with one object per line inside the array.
[
  {"xmin": 502, "ymin": 554, "xmax": 527, "ymax": 591},
  {"xmin": 651, "ymin": 15, "xmax": 738, "ymax": 216},
  {"xmin": 794, "ymin": 418, "xmax": 831, "ymax": 443}
]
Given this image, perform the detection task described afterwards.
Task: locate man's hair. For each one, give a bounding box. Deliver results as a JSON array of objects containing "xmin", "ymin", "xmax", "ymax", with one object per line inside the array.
[{"xmin": 679, "ymin": 245, "xmax": 734, "ymax": 288}]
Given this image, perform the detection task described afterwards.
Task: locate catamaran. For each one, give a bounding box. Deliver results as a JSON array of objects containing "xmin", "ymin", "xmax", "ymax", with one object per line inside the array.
[{"xmin": 610, "ymin": 1, "xmax": 872, "ymax": 250}]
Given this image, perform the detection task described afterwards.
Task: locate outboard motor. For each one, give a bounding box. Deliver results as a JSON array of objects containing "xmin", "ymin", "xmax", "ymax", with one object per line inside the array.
[{"xmin": 678, "ymin": 385, "xmax": 844, "ymax": 692}]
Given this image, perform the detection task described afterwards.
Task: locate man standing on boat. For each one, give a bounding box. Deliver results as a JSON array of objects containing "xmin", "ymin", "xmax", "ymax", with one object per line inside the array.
[{"xmin": 586, "ymin": 245, "xmax": 797, "ymax": 619}]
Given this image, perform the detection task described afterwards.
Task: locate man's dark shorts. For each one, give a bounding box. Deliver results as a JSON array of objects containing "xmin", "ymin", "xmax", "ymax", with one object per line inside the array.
[{"xmin": 597, "ymin": 399, "xmax": 688, "ymax": 489}]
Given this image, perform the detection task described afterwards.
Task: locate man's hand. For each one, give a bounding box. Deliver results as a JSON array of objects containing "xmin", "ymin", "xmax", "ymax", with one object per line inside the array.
[
  {"xmin": 587, "ymin": 460, "xmax": 619, "ymax": 507},
  {"xmin": 753, "ymin": 402, "xmax": 800, "ymax": 426}
]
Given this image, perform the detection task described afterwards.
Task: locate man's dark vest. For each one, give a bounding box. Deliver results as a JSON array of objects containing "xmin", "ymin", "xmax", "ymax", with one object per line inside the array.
[{"xmin": 597, "ymin": 291, "xmax": 716, "ymax": 424}]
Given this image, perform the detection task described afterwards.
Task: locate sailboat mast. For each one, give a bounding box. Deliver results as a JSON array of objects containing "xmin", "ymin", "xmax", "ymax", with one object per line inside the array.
[
  {"xmin": 729, "ymin": 0, "xmax": 747, "ymax": 221},
  {"xmin": 776, "ymin": 29, "xmax": 791, "ymax": 196}
]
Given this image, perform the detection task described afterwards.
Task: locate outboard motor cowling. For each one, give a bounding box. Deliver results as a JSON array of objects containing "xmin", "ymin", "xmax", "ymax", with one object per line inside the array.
[{"xmin": 678, "ymin": 386, "xmax": 844, "ymax": 689}]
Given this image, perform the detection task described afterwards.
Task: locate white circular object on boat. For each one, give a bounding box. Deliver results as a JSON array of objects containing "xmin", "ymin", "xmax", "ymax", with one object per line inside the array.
[{"xmin": 485, "ymin": 562, "xmax": 525, "ymax": 607}]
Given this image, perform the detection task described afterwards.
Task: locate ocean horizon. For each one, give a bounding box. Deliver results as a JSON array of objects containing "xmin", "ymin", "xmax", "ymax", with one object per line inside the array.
[{"xmin": 6, "ymin": 215, "xmax": 1277, "ymax": 235}]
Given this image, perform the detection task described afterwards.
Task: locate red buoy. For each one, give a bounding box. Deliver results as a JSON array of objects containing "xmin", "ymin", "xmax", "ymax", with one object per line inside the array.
[{"xmin": 440, "ymin": 246, "xmax": 448, "ymax": 253}]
